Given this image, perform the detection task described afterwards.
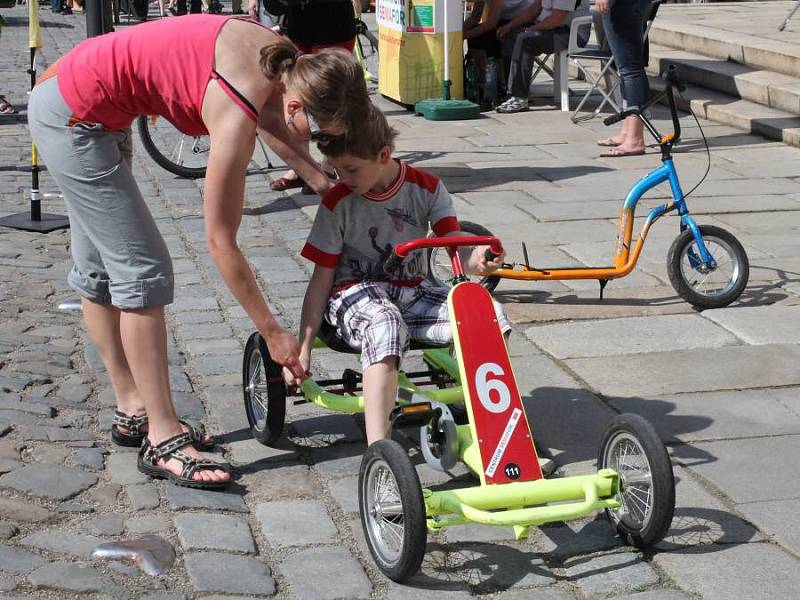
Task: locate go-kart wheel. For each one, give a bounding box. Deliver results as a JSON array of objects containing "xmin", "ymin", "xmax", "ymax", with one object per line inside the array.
[
  {"xmin": 598, "ymin": 413, "xmax": 675, "ymax": 548},
  {"xmin": 242, "ymin": 332, "xmax": 286, "ymax": 446},
  {"xmin": 426, "ymin": 221, "xmax": 500, "ymax": 292},
  {"xmin": 419, "ymin": 403, "xmax": 459, "ymax": 472},
  {"xmin": 667, "ymin": 225, "xmax": 749, "ymax": 309},
  {"xmin": 359, "ymin": 439, "xmax": 426, "ymax": 582}
]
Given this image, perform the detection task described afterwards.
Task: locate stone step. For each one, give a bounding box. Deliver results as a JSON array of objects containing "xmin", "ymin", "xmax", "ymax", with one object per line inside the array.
[
  {"xmin": 648, "ymin": 20, "xmax": 800, "ymax": 79},
  {"xmin": 648, "ymin": 76, "xmax": 800, "ymax": 148},
  {"xmin": 648, "ymin": 44, "xmax": 800, "ymax": 115}
]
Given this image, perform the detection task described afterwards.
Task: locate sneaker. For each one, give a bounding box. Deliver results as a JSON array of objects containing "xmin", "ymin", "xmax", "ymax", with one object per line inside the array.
[{"xmin": 496, "ymin": 96, "xmax": 529, "ymax": 114}]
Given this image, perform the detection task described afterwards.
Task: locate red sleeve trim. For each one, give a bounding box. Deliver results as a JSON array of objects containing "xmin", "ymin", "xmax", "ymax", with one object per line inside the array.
[
  {"xmin": 301, "ymin": 243, "xmax": 340, "ymax": 268},
  {"xmin": 403, "ymin": 164, "xmax": 440, "ymax": 194},
  {"xmin": 432, "ymin": 216, "xmax": 460, "ymax": 236},
  {"xmin": 321, "ymin": 183, "xmax": 352, "ymax": 211}
]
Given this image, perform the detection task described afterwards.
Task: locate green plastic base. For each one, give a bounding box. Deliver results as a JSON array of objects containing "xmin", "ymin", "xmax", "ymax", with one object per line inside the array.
[{"xmin": 414, "ymin": 98, "xmax": 481, "ymax": 121}]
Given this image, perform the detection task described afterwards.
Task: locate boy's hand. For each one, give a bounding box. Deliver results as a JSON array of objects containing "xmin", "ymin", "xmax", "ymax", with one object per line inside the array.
[
  {"xmin": 473, "ymin": 245, "xmax": 505, "ymax": 273},
  {"xmin": 282, "ymin": 353, "xmax": 310, "ymax": 387},
  {"xmin": 264, "ymin": 327, "xmax": 307, "ymax": 380}
]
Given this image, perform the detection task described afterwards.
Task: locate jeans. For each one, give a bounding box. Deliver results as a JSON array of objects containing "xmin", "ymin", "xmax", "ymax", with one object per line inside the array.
[{"xmin": 602, "ymin": 0, "xmax": 650, "ymax": 109}]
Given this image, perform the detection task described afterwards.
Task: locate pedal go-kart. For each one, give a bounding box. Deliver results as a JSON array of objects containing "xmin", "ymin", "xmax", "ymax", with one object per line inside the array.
[{"xmin": 242, "ymin": 236, "xmax": 675, "ymax": 582}]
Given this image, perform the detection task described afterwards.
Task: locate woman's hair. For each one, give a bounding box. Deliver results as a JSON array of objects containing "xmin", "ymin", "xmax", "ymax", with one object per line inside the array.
[
  {"xmin": 260, "ymin": 39, "xmax": 369, "ymax": 131},
  {"xmin": 318, "ymin": 103, "xmax": 398, "ymax": 160}
]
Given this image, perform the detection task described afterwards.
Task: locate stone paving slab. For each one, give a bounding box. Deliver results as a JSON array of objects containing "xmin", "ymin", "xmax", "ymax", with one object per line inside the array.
[
  {"xmin": 524, "ymin": 314, "xmax": 740, "ymax": 359},
  {"xmin": 280, "ymin": 546, "xmax": 372, "ymax": 599},
  {"xmin": 703, "ymin": 304, "xmax": 800, "ymax": 345},
  {"xmin": 184, "ymin": 552, "xmax": 276, "ymax": 596},
  {"xmin": 609, "ymin": 387, "xmax": 800, "ymax": 443},
  {"xmin": 688, "ymin": 435, "xmax": 800, "ymax": 504},
  {"xmin": 735, "ymin": 498, "xmax": 800, "ymax": 556},
  {"xmin": 255, "ymin": 499, "xmax": 338, "ymax": 547},
  {"xmin": 565, "ymin": 344, "xmax": 800, "ymax": 397}
]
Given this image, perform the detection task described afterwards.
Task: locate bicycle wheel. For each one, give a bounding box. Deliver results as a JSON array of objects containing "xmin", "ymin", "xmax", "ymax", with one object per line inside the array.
[
  {"xmin": 598, "ymin": 413, "xmax": 675, "ymax": 548},
  {"xmin": 359, "ymin": 439, "xmax": 426, "ymax": 582},
  {"xmin": 137, "ymin": 115, "xmax": 208, "ymax": 179},
  {"xmin": 355, "ymin": 18, "xmax": 379, "ymax": 83},
  {"xmin": 667, "ymin": 225, "xmax": 749, "ymax": 310},
  {"xmin": 242, "ymin": 332, "xmax": 286, "ymax": 446},
  {"xmin": 426, "ymin": 221, "xmax": 501, "ymax": 292}
]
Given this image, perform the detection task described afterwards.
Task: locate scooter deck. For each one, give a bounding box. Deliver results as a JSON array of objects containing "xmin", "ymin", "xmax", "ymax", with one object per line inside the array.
[{"xmin": 448, "ymin": 282, "xmax": 542, "ymax": 485}]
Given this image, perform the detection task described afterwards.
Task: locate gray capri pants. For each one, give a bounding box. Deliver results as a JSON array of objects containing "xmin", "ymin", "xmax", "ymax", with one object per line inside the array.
[{"xmin": 27, "ymin": 76, "xmax": 174, "ymax": 309}]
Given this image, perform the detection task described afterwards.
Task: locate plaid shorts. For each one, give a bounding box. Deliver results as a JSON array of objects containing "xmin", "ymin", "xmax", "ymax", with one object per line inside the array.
[{"xmin": 326, "ymin": 281, "xmax": 511, "ymax": 370}]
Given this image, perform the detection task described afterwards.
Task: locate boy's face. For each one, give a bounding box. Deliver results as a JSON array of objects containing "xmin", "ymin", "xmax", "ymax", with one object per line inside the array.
[{"xmin": 327, "ymin": 146, "xmax": 392, "ymax": 194}]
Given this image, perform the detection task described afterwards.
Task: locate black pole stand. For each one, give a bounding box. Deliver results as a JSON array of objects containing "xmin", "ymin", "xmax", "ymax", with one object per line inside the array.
[{"xmin": 0, "ymin": 47, "xmax": 70, "ymax": 233}]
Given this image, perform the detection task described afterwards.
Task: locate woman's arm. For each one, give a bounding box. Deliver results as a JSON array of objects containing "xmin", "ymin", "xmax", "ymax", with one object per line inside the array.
[
  {"xmin": 203, "ymin": 106, "xmax": 306, "ymax": 378},
  {"xmin": 257, "ymin": 95, "xmax": 333, "ymax": 195},
  {"xmin": 284, "ymin": 264, "xmax": 336, "ymax": 385}
]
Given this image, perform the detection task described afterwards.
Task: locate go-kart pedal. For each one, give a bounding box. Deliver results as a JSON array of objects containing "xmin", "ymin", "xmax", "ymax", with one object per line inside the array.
[{"xmin": 389, "ymin": 401, "xmax": 436, "ymax": 429}]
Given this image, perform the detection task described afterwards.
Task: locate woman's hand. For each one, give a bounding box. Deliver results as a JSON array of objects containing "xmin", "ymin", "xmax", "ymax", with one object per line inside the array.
[
  {"xmin": 596, "ymin": 0, "xmax": 611, "ymax": 15},
  {"xmin": 248, "ymin": 0, "xmax": 258, "ymax": 18},
  {"xmin": 496, "ymin": 23, "xmax": 510, "ymax": 40},
  {"xmin": 265, "ymin": 327, "xmax": 307, "ymax": 381}
]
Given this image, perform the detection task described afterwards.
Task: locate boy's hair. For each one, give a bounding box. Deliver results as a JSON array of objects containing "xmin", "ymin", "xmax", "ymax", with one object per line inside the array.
[{"xmin": 317, "ymin": 103, "xmax": 398, "ymax": 160}]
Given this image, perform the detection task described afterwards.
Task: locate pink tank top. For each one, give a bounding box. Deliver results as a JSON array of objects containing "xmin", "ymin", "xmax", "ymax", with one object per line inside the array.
[{"xmin": 58, "ymin": 15, "xmax": 263, "ymax": 136}]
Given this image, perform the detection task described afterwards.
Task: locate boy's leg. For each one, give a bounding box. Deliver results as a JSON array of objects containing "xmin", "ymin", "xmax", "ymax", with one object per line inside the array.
[
  {"xmin": 363, "ymin": 357, "xmax": 399, "ymax": 444},
  {"xmin": 327, "ymin": 283, "xmax": 409, "ymax": 445}
]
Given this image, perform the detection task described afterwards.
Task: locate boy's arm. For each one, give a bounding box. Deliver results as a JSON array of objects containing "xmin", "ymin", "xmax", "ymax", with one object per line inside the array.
[{"xmin": 285, "ymin": 264, "xmax": 336, "ymax": 385}]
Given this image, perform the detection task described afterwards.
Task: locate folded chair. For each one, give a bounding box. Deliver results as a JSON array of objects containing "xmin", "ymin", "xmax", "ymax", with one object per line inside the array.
[{"xmin": 568, "ymin": 0, "xmax": 661, "ymax": 123}]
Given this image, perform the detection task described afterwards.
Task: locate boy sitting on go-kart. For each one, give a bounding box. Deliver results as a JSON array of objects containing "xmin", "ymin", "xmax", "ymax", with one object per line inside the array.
[{"xmin": 285, "ymin": 103, "xmax": 509, "ymax": 444}]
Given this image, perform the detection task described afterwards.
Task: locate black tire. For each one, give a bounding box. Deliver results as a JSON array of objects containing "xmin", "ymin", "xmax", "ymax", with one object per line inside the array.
[
  {"xmin": 242, "ymin": 332, "xmax": 286, "ymax": 446},
  {"xmin": 359, "ymin": 439, "xmax": 427, "ymax": 582},
  {"xmin": 137, "ymin": 116, "xmax": 208, "ymax": 179},
  {"xmin": 667, "ymin": 225, "xmax": 748, "ymax": 310},
  {"xmin": 426, "ymin": 221, "xmax": 500, "ymax": 292},
  {"xmin": 598, "ymin": 413, "xmax": 675, "ymax": 548}
]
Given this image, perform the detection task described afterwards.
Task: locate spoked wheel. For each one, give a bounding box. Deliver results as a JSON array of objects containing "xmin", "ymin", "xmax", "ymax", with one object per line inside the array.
[
  {"xmin": 426, "ymin": 221, "xmax": 500, "ymax": 292},
  {"xmin": 667, "ymin": 225, "xmax": 749, "ymax": 309},
  {"xmin": 137, "ymin": 115, "xmax": 209, "ymax": 179},
  {"xmin": 359, "ymin": 439, "xmax": 426, "ymax": 582},
  {"xmin": 242, "ymin": 332, "xmax": 286, "ymax": 446},
  {"xmin": 598, "ymin": 414, "xmax": 675, "ymax": 548}
]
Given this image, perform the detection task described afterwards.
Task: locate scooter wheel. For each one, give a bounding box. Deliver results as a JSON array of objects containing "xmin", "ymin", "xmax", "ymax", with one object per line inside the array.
[
  {"xmin": 242, "ymin": 332, "xmax": 286, "ymax": 446},
  {"xmin": 667, "ymin": 225, "xmax": 749, "ymax": 309},
  {"xmin": 359, "ymin": 439, "xmax": 426, "ymax": 582},
  {"xmin": 598, "ymin": 413, "xmax": 675, "ymax": 548}
]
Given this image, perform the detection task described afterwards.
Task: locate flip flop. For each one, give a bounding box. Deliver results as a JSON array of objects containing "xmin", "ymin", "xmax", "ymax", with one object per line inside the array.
[
  {"xmin": 0, "ymin": 96, "xmax": 16, "ymax": 115},
  {"xmin": 600, "ymin": 148, "xmax": 646, "ymax": 158},
  {"xmin": 597, "ymin": 138, "xmax": 621, "ymax": 147},
  {"xmin": 270, "ymin": 176, "xmax": 306, "ymax": 191}
]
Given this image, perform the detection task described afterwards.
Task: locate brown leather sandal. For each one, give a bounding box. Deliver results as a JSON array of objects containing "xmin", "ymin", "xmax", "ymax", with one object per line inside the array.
[{"xmin": 137, "ymin": 432, "xmax": 231, "ymax": 489}]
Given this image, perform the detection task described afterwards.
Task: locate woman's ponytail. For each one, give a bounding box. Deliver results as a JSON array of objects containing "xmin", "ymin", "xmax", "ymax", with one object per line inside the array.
[{"xmin": 259, "ymin": 37, "xmax": 299, "ymax": 81}]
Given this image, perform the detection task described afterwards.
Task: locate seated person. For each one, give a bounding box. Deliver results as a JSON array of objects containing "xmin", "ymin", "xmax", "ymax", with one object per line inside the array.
[
  {"xmin": 496, "ymin": 0, "xmax": 587, "ymax": 113},
  {"xmin": 464, "ymin": 0, "xmax": 536, "ymax": 101},
  {"xmin": 288, "ymin": 104, "xmax": 509, "ymax": 444}
]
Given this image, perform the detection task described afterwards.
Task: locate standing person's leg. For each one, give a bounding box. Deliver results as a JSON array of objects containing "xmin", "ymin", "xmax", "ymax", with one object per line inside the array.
[
  {"xmin": 28, "ymin": 80, "xmax": 229, "ymax": 486},
  {"xmin": 600, "ymin": 0, "xmax": 648, "ymax": 156}
]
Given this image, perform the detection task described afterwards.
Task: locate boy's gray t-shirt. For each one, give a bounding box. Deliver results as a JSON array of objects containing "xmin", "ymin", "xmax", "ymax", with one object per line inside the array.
[{"xmin": 301, "ymin": 162, "xmax": 460, "ymax": 288}]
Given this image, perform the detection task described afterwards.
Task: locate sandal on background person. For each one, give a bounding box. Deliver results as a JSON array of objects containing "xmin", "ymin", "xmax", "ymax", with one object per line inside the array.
[
  {"xmin": 111, "ymin": 409, "xmax": 219, "ymax": 450},
  {"xmin": 137, "ymin": 432, "xmax": 232, "ymax": 489},
  {"xmin": 270, "ymin": 175, "xmax": 306, "ymax": 191},
  {"xmin": 0, "ymin": 95, "xmax": 16, "ymax": 115}
]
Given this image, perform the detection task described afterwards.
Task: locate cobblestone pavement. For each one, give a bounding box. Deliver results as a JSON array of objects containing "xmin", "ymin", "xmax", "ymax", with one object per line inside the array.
[{"xmin": 1, "ymin": 3, "xmax": 800, "ymax": 600}]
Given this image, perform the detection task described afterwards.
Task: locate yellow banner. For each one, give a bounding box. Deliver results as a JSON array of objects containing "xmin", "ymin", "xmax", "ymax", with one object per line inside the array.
[{"xmin": 29, "ymin": 0, "xmax": 42, "ymax": 49}]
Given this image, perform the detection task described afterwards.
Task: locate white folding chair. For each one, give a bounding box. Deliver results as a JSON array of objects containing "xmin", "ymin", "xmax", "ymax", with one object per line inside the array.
[{"xmin": 568, "ymin": 0, "xmax": 661, "ymax": 123}]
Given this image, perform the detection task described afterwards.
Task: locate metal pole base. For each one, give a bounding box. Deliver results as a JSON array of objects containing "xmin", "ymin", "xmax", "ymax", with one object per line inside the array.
[{"xmin": 0, "ymin": 212, "xmax": 70, "ymax": 233}]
